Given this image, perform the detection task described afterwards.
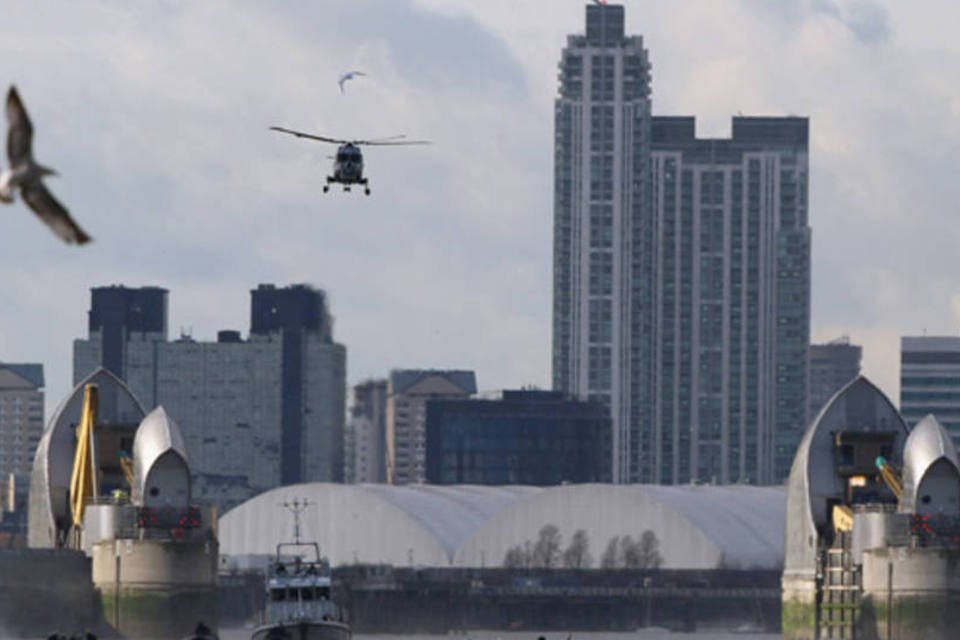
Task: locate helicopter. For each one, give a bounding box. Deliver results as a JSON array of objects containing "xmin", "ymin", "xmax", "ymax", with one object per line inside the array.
[{"xmin": 270, "ymin": 126, "xmax": 429, "ymax": 195}]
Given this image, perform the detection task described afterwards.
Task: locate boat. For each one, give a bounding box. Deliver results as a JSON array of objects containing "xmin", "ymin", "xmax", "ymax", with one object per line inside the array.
[{"xmin": 251, "ymin": 500, "xmax": 351, "ymax": 640}]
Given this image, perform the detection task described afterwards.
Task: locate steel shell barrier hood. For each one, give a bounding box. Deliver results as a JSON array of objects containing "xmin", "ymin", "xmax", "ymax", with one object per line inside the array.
[
  {"xmin": 784, "ymin": 376, "xmax": 908, "ymax": 580},
  {"xmin": 28, "ymin": 367, "xmax": 146, "ymax": 548},
  {"xmin": 132, "ymin": 406, "xmax": 191, "ymax": 506},
  {"xmin": 899, "ymin": 414, "xmax": 960, "ymax": 514}
]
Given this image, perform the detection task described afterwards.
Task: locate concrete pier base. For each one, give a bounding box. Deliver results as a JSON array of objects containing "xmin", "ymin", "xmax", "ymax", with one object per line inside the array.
[
  {"xmin": 858, "ymin": 593, "xmax": 960, "ymax": 640},
  {"xmin": 98, "ymin": 586, "xmax": 219, "ymax": 639},
  {"xmin": 858, "ymin": 546, "xmax": 960, "ymax": 640},
  {"xmin": 91, "ymin": 537, "xmax": 218, "ymax": 639},
  {"xmin": 781, "ymin": 572, "xmax": 817, "ymax": 640}
]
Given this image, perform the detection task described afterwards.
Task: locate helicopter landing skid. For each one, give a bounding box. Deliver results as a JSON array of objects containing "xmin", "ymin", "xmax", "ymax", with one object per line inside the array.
[{"xmin": 322, "ymin": 177, "xmax": 370, "ymax": 196}]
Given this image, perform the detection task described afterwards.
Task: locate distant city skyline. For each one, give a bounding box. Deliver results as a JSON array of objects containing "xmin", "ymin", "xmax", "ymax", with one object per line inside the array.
[
  {"xmin": 73, "ymin": 283, "xmax": 346, "ymax": 509},
  {"xmin": 2, "ymin": 2, "xmax": 960, "ymax": 419}
]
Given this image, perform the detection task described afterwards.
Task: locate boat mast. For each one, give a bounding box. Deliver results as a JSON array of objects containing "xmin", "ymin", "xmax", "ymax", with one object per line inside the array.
[{"xmin": 282, "ymin": 498, "xmax": 312, "ymax": 544}]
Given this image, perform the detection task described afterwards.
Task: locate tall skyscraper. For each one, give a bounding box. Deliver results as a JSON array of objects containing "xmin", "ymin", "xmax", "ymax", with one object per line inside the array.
[
  {"xmin": 74, "ymin": 284, "xmax": 346, "ymax": 509},
  {"xmin": 552, "ymin": 3, "xmax": 653, "ymax": 482},
  {"xmin": 348, "ymin": 378, "xmax": 388, "ymax": 483},
  {"xmin": 386, "ymin": 369, "xmax": 476, "ymax": 484},
  {"xmin": 0, "ymin": 363, "xmax": 44, "ymax": 478},
  {"xmin": 808, "ymin": 337, "xmax": 861, "ymax": 423},
  {"xmin": 900, "ymin": 336, "xmax": 960, "ymax": 443},
  {"xmin": 650, "ymin": 116, "xmax": 810, "ymax": 484},
  {"xmin": 552, "ymin": 4, "xmax": 810, "ymax": 484}
]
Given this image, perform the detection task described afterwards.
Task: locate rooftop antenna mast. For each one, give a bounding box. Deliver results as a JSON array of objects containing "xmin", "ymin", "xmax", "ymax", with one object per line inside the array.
[{"xmin": 282, "ymin": 498, "xmax": 313, "ymax": 544}]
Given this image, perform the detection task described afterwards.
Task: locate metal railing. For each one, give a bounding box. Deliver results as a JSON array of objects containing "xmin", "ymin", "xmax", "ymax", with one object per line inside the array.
[{"xmin": 883, "ymin": 513, "xmax": 960, "ymax": 548}]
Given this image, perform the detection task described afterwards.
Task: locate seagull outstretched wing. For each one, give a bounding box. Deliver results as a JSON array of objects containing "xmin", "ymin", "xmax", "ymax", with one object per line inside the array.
[
  {"xmin": 6, "ymin": 86, "xmax": 33, "ymax": 165},
  {"xmin": 338, "ymin": 70, "xmax": 366, "ymax": 93},
  {"xmin": 21, "ymin": 182, "xmax": 92, "ymax": 245}
]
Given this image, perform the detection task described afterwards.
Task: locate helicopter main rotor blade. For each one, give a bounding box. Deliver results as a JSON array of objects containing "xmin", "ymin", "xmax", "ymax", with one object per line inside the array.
[
  {"xmin": 270, "ymin": 126, "xmax": 346, "ymax": 145},
  {"xmin": 357, "ymin": 139, "xmax": 432, "ymax": 146},
  {"xmin": 355, "ymin": 134, "xmax": 408, "ymax": 144}
]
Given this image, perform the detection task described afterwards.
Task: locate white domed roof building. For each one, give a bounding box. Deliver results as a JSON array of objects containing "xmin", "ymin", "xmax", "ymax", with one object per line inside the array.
[{"xmin": 219, "ymin": 482, "xmax": 785, "ymax": 570}]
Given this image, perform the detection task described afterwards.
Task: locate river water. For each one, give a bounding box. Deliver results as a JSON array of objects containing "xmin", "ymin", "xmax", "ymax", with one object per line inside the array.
[{"xmin": 220, "ymin": 631, "xmax": 779, "ymax": 640}]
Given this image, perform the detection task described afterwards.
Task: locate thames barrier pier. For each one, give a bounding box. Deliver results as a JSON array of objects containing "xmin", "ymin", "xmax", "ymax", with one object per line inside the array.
[
  {"xmin": 783, "ymin": 376, "xmax": 960, "ymax": 640},
  {"xmin": 27, "ymin": 368, "xmax": 218, "ymax": 639}
]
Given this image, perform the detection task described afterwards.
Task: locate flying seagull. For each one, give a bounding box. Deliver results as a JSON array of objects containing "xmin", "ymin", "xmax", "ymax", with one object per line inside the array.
[
  {"xmin": 0, "ymin": 85, "xmax": 91, "ymax": 245},
  {"xmin": 338, "ymin": 70, "xmax": 366, "ymax": 94}
]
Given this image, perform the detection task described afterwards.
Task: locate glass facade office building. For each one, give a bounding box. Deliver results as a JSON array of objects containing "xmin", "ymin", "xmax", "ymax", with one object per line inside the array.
[
  {"xmin": 900, "ymin": 336, "xmax": 960, "ymax": 445},
  {"xmin": 424, "ymin": 390, "xmax": 610, "ymax": 485}
]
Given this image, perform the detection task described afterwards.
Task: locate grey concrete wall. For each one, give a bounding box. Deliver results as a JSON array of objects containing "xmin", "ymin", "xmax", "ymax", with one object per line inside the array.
[
  {"xmin": 0, "ymin": 549, "xmax": 103, "ymax": 636},
  {"xmin": 860, "ymin": 547, "xmax": 960, "ymax": 640},
  {"xmin": 862, "ymin": 547, "xmax": 960, "ymax": 593},
  {"xmin": 91, "ymin": 538, "xmax": 218, "ymax": 587},
  {"xmin": 91, "ymin": 539, "xmax": 219, "ymax": 639}
]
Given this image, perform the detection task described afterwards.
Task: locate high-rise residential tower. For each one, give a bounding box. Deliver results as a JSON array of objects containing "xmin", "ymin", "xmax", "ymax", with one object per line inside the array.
[
  {"xmin": 552, "ymin": 3, "xmax": 652, "ymax": 482},
  {"xmin": 650, "ymin": 116, "xmax": 810, "ymax": 484},
  {"xmin": 74, "ymin": 284, "xmax": 346, "ymax": 510},
  {"xmin": 553, "ymin": 4, "xmax": 811, "ymax": 484},
  {"xmin": 900, "ymin": 336, "xmax": 960, "ymax": 444},
  {"xmin": 808, "ymin": 337, "xmax": 861, "ymax": 423},
  {"xmin": 0, "ymin": 363, "xmax": 44, "ymax": 478}
]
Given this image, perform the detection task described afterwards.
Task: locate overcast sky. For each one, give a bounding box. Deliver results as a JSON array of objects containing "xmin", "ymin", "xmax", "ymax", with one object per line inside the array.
[{"xmin": 1, "ymin": 1, "xmax": 959, "ymax": 414}]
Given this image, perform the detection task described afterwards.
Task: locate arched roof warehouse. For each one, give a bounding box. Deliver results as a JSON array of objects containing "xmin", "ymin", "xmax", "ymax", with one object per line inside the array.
[{"xmin": 220, "ymin": 483, "xmax": 785, "ymax": 570}]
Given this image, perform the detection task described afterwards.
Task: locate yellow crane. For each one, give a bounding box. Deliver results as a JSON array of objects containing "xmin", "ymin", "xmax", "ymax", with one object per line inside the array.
[
  {"xmin": 832, "ymin": 504, "xmax": 855, "ymax": 532},
  {"xmin": 68, "ymin": 383, "xmax": 98, "ymax": 544},
  {"xmin": 875, "ymin": 455, "xmax": 903, "ymax": 500},
  {"xmin": 119, "ymin": 453, "xmax": 135, "ymax": 488}
]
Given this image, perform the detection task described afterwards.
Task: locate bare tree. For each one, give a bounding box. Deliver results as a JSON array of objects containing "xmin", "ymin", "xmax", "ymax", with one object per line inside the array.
[
  {"xmin": 562, "ymin": 529, "xmax": 593, "ymax": 569},
  {"xmin": 621, "ymin": 535, "xmax": 641, "ymax": 568},
  {"xmin": 637, "ymin": 529, "xmax": 663, "ymax": 569},
  {"xmin": 503, "ymin": 544, "xmax": 527, "ymax": 568},
  {"xmin": 600, "ymin": 535, "xmax": 621, "ymax": 569},
  {"xmin": 532, "ymin": 524, "xmax": 563, "ymax": 568}
]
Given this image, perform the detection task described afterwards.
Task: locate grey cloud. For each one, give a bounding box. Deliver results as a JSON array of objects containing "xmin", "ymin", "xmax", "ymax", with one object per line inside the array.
[
  {"xmin": 0, "ymin": 1, "xmax": 543, "ymax": 412},
  {"xmin": 833, "ymin": 1, "xmax": 892, "ymax": 45},
  {"xmin": 264, "ymin": 0, "xmax": 528, "ymax": 95},
  {"xmin": 756, "ymin": 0, "xmax": 892, "ymax": 45},
  {"xmin": 0, "ymin": 0, "xmax": 952, "ymax": 416}
]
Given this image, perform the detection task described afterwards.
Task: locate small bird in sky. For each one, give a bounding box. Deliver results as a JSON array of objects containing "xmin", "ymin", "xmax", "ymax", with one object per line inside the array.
[
  {"xmin": 338, "ymin": 70, "xmax": 366, "ymax": 94},
  {"xmin": 0, "ymin": 85, "xmax": 91, "ymax": 245}
]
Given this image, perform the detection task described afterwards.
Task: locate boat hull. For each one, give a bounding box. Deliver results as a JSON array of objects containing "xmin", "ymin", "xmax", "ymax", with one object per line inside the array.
[{"xmin": 251, "ymin": 621, "xmax": 351, "ymax": 640}]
